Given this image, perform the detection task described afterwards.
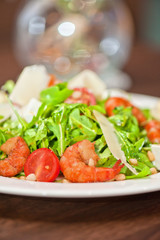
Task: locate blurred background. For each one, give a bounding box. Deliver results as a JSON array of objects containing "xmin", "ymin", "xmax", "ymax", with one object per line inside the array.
[{"xmin": 0, "ymin": 0, "xmax": 160, "ymax": 96}]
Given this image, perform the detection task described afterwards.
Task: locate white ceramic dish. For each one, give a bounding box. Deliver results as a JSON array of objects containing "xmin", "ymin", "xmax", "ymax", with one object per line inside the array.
[{"xmin": 0, "ymin": 93, "xmax": 160, "ymax": 198}]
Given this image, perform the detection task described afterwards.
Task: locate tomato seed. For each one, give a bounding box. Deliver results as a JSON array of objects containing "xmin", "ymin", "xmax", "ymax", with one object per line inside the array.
[{"xmin": 45, "ymin": 165, "xmax": 50, "ymax": 170}]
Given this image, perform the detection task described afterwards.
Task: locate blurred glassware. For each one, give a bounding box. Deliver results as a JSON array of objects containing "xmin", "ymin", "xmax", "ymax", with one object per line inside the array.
[{"xmin": 14, "ymin": 0, "xmax": 133, "ymax": 88}]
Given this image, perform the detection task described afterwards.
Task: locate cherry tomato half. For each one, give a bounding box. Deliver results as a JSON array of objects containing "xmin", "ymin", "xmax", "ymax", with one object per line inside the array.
[
  {"xmin": 47, "ymin": 74, "xmax": 62, "ymax": 87},
  {"xmin": 105, "ymin": 97, "xmax": 131, "ymax": 116},
  {"xmin": 24, "ymin": 148, "xmax": 60, "ymax": 182},
  {"xmin": 105, "ymin": 97, "xmax": 146, "ymax": 125},
  {"xmin": 65, "ymin": 87, "xmax": 96, "ymax": 106}
]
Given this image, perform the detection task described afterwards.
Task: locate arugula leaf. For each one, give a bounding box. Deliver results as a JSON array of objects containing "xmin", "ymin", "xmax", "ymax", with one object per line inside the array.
[
  {"xmin": 48, "ymin": 105, "xmax": 68, "ymax": 156},
  {"xmin": 138, "ymin": 152, "xmax": 154, "ymax": 168},
  {"xmin": 7, "ymin": 97, "xmax": 27, "ymax": 131},
  {"xmin": 69, "ymin": 108, "xmax": 98, "ymax": 142},
  {"xmin": 40, "ymin": 86, "xmax": 59, "ymax": 103},
  {"xmin": 24, "ymin": 129, "xmax": 37, "ymax": 151},
  {"xmin": 97, "ymin": 98, "xmax": 106, "ymax": 111},
  {"xmin": 142, "ymin": 109, "xmax": 153, "ymax": 121},
  {"xmin": 2, "ymin": 80, "xmax": 15, "ymax": 94},
  {"xmin": 99, "ymin": 148, "xmax": 111, "ymax": 159},
  {"xmin": 1, "ymin": 119, "xmax": 21, "ymax": 137},
  {"xmin": 126, "ymin": 162, "xmax": 151, "ymax": 179},
  {"xmin": 35, "ymin": 121, "xmax": 48, "ymax": 141},
  {"xmin": 40, "ymin": 85, "xmax": 73, "ymax": 104},
  {"xmin": 27, "ymin": 103, "xmax": 56, "ymax": 128},
  {"xmin": 97, "ymin": 155, "xmax": 117, "ymax": 168},
  {"xmin": 0, "ymin": 129, "xmax": 12, "ymax": 145},
  {"xmin": 134, "ymin": 138, "xmax": 145, "ymax": 152},
  {"xmin": 56, "ymin": 82, "xmax": 68, "ymax": 90},
  {"xmin": 88, "ymin": 105, "xmax": 106, "ymax": 114},
  {"xmin": 116, "ymin": 130, "xmax": 135, "ymax": 161},
  {"xmin": 94, "ymin": 135, "xmax": 107, "ymax": 153}
]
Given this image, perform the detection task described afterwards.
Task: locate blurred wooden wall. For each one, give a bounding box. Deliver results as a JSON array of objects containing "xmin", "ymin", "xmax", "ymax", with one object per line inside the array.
[{"xmin": 0, "ymin": 0, "xmax": 22, "ymax": 83}]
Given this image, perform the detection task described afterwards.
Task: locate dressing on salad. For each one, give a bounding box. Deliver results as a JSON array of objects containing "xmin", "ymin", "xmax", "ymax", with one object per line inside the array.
[{"xmin": 0, "ymin": 65, "xmax": 160, "ymax": 183}]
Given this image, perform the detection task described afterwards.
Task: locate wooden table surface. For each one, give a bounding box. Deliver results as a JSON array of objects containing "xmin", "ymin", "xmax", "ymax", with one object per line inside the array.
[{"xmin": 1, "ymin": 1, "xmax": 160, "ymax": 240}]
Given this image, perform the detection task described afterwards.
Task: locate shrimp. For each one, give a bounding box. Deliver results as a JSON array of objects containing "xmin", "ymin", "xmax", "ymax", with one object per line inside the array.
[
  {"xmin": 60, "ymin": 140, "xmax": 124, "ymax": 183},
  {"xmin": 65, "ymin": 88, "xmax": 96, "ymax": 106},
  {"xmin": 145, "ymin": 120, "xmax": 160, "ymax": 143},
  {"xmin": 0, "ymin": 136, "xmax": 30, "ymax": 177},
  {"xmin": 105, "ymin": 97, "xmax": 146, "ymax": 126}
]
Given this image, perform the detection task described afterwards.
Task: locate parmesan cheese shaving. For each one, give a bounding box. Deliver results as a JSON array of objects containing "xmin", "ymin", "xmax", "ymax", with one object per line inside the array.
[
  {"xmin": 0, "ymin": 103, "xmax": 13, "ymax": 123},
  {"xmin": 10, "ymin": 65, "xmax": 49, "ymax": 106},
  {"xmin": 151, "ymin": 144, "xmax": 160, "ymax": 170},
  {"xmin": 151, "ymin": 100, "xmax": 160, "ymax": 120},
  {"xmin": 20, "ymin": 98, "xmax": 41, "ymax": 123},
  {"xmin": 68, "ymin": 70, "xmax": 106, "ymax": 100},
  {"xmin": 93, "ymin": 110, "xmax": 138, "ymax": 175}
]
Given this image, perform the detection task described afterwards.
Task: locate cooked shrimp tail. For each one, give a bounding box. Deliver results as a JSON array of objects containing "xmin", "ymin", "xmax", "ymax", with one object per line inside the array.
[
  {"xmin": 113, "ymin": 159, "xmax": 124, "ymax": 173},
  {"xmin": 0, "ymin": 136, "xmax": 30, "ymax": 177},
  {"xmin": 60, "ymin": 140, "xmax": 124, "ymax": 183}
]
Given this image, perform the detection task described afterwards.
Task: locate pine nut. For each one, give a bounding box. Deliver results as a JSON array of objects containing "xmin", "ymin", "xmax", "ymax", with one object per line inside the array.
[
  {"xmin": 150, "ymin": 167, "xmax": 158, "ymax": 175},
  {"xmin": 72, "ymin": 91, "xmax": 82, "ymax": 99},
  {"xmin": 62, "ymin": 179, "xmax": 70, "ymax": 183},
  {"xmin": 115, "ymin": 174, "xmax": 126, "ymax": 181},
  {"xmin": 26, "ymin": 173, "xmax": 37, "ymax": 181},
  {"xmin": 129, "ymin": 158, "xmax": 138, "ymax": 166},
  {"xmin": 19, "ymin": 176, "xmax": 26, "ymax": 180},
  {"xmin": 45, "ymin": 165, "xmax": 50, "ymax": 170},
  {"xmin": 147, "ymin": 151, "xmax": 155, "ymax": 162},
  {"xmin": 88, "ymin": 158, "xmax": 95, "ymax": 167}
]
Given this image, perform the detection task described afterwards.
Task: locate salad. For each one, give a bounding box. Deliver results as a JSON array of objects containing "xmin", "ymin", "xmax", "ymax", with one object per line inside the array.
[{"xmin": 0, "ymin": 65, "xmax": 160, "ymax": 183}]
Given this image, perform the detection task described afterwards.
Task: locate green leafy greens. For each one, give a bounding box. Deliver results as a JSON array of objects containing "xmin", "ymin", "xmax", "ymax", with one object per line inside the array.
[
  {"xmin": 96, "ymin": 107, "xmax": 154, "ymax": 178},
  {"xmin": 0, "ymin": 82, "xmax": 155, "ymax": 180}
]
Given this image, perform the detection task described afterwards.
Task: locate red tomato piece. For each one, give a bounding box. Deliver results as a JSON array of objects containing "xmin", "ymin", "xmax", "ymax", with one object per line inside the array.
[
  {"xmin": 47, "ymin": 74, "xmax": 62, "ymax": 87},
  {"xmin": 145, "ymin": 120, "xmax": 160, "ymax": 132},
  {"xmin": 48, "ymin": 74, "xmax": 56, "ymax": 87},
  {"xmin": 145, "ymin": 120, "xmax": 160, "ymax": 143},
  {"xmin": 24, "ymin": 148, "xmax": 60, "ymax": 182},
  {"xmin": 105, "ymin": 97, "xmax": 146, "ymax": 125},
  {"xmin": 105, "ymin": 97, "xmax": 131, "ymax": 116},
  {"xmin": 131, "ymin": 106, "xmax": 146, "ymax": 126},
  {"xmin": 65, "ymin": 87, "xmax": 96, "ymax": 105}
]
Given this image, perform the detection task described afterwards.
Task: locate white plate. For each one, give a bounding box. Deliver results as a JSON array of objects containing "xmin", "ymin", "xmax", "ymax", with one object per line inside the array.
[{"xmin": 0, "ymin": 93, "xmax": 160, "ymax": 198}]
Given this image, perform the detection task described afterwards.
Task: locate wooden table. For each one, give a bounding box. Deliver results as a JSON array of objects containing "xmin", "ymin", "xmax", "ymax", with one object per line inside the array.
[
  {"xmin": 1, "ymin": 1, "xmax": 160, "ymax": 239},
  {"xmin": 0, "ymin": 192, "xmax": 160, "ymax": 240}
]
